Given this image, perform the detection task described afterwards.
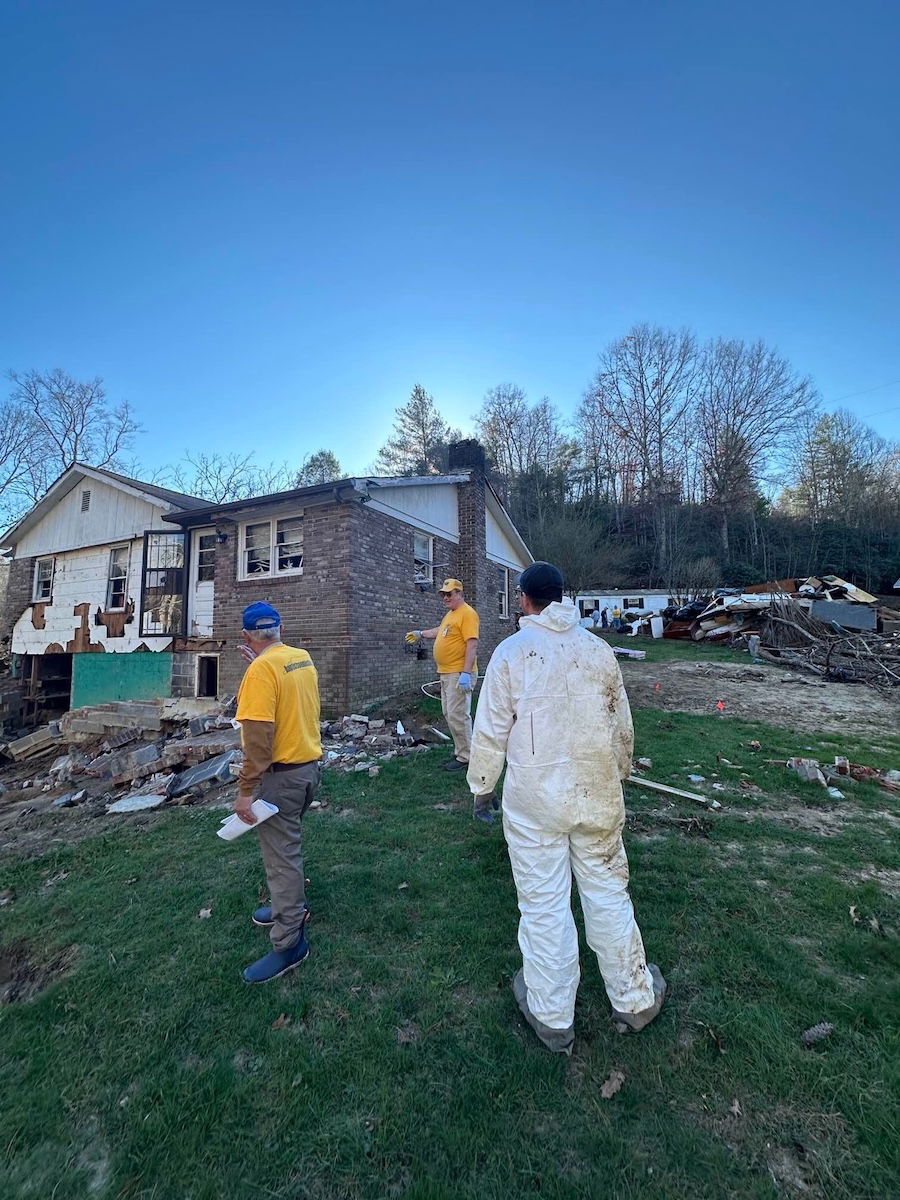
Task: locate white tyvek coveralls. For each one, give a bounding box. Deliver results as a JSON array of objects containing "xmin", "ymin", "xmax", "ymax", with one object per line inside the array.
[{"xmin": 467, "ymin": 598, "xmax": 655, "ymax": 1029}]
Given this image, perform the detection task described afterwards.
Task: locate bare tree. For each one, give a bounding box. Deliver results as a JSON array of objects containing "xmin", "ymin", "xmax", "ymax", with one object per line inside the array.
[
  {"xmin": 697, "ymin": 339, "xmax": 817, "ymax": 554},
  {"xmin": 2, "ymin": 369, "xmax": 140, "ymax": 523},
  {"xmin": 169, "ymin": 451, "xmax": 296, "ymax": 503},
  {"xmin": 377, "ymin": 385, "xmax": 458, "ymax": 475},
  {"xmin": 584, "ymin": 325, "xmax": 699, "ymax": 508},
  {"xmin": 296, "ymin": 449, "xmax": 343, "ymax": 486}
]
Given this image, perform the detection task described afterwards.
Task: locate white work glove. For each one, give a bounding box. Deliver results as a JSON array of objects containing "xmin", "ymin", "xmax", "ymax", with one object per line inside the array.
[
  {"xmin": 405, "ymin": 630, "xmax": 422, "ymax": 644},
  {"xmin": 458, "ymin": 671, "xmax": 473, "ymax": 691}
]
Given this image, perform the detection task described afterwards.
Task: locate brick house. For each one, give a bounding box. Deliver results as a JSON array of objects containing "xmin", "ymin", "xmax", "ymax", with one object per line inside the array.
[{"xmin": 1, "ymin": 443, "xmax": 531, "ymax": 721}]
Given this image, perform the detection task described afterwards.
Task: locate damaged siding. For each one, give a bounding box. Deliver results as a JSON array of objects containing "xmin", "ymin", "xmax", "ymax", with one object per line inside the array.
[{"xmin": 10, "ymin": 540, "xmax": 171, "ymax": 656}]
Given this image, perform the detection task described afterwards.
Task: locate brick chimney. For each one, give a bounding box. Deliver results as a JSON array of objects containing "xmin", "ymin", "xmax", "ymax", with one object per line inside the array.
[
  {"xmin": 448, "ymin": 439, "xmax": 486, "ymax": 476},
  {"xmin": 451, "ymin": 440, "xmax": 488, "ymax": 610}
]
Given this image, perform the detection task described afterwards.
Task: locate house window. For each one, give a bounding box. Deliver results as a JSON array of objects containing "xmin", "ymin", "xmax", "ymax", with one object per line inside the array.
[
  {"xmin": 195, "ymin": 533, "xmax": 216, "ymax": 582},
  {"xmin": 240, "ymin": 516, "xmax": 304, "ymax": 580},
  {"xmin": 106, "ymin": 546, "xmax": 129, "ymax": 609},
  {"xmin": 33, "ymin": 557, "xmax": 55, "ymax": 602},
  {"xmin": 81, "ymin": 489, "xmax": 91, "ymax": 512},
  {"xmin": 196, "ymin": 655, "xmax": 219, "ymax": 698},
  {"xmin": 624, "ymin": 598, "xmax": 644, "ymax": 609},
  {"xmin": 498, "ymin": 566, "xmax": 510, "ymax": 619},
  {"xmin": 139, "ymin": 531, "xmax": 186, "ymax": 636},
  {"xmin": 414, "ymin": 532, "xmax": 434, "ymax": 586}
]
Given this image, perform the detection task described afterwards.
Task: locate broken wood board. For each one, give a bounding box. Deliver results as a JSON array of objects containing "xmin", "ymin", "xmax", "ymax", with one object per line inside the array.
[{"xmin": 626, "ymin": 775, "xmax": 722, "ymax": 809}]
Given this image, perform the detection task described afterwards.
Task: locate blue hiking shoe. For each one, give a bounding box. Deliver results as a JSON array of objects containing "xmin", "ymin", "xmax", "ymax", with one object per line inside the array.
[
  {"xmin": 242, "ymin": 934, "xmax": 310, "ymax": 983},
  {"xmin": 252, "ymin": 903, "xmax": 310, "ymax": 928}
]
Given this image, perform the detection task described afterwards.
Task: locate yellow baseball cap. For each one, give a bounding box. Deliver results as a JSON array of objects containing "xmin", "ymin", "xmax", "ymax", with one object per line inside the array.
[{"xmin": 439, "ymin": 578, "xmax": 464, "ymax": 594}]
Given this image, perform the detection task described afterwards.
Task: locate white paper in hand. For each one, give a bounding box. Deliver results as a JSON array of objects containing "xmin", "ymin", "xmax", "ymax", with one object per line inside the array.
[{"xmin": 217, "ymin": 799, "xmax": 279, "ymax": 841}]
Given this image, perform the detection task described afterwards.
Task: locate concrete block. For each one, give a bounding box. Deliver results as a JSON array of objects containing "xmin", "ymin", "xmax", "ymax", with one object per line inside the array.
[{"xmin": 168, "ymin": 750, "xmax": 240, "ymax": 797}]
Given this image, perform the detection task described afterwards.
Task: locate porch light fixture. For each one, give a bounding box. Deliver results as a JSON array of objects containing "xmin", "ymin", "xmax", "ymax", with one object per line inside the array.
[{"xmin": 216, "ymin": 531, "xmax": 229, "ymax": 544}]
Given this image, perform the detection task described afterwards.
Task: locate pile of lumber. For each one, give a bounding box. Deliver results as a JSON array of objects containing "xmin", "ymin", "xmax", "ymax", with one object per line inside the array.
[{"xmin": 756, "ymin": 597, "xmax": 900, "ymax": 689}]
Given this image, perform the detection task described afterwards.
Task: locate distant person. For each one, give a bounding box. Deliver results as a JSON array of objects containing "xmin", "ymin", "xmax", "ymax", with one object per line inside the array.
[
  {"xmin": 612, "ymin": 605, "xmax": 622, "ymax": 631},
  {"xmin": 406, "ymin": 578, "xmax": 479, "ymax": 771},
  {"xmin": 467, "ymin": 562, "xmax": 665, "ymax": 1055},
  {"xmin": 234, "ymin": 602, "xmax": 322, "ymax": 984},
  {"xmin": 591, "ymin": 606, "xmax": 601, "ymax": 627},
  {"xmin": 600, "ymin": 607, "xmax": 609, "ymax": 629}
]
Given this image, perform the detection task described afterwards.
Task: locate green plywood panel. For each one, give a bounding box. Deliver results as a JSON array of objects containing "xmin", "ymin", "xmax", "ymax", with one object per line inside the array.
[{"xmin": 71, "ymin": 653, "xmax": 173, "ymax": 708}]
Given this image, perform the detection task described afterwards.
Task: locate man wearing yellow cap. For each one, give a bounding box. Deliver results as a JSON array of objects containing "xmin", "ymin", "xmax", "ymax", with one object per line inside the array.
[{"xmin": 407, "ymin": 578, "xmax": 479, "ymax": 771}]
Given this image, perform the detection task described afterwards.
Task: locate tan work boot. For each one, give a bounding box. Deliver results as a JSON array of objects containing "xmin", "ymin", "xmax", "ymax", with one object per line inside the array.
[
  {"xmin": 611, "ymin": 963, "xmax": 667, "ymax": 1034},
  {"xmin": 512, "ymin": 969, "xmax": 574, "ymax": 1056}
]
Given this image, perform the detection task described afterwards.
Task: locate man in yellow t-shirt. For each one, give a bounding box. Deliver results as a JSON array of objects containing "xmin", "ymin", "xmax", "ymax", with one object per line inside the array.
[
  {"xmin": 407, "ymin": 578, "xmax": 479, "ymax": 771},
  {"xmin": 234, "ymin": 601, "xmax": 322, "ymax": 984}
]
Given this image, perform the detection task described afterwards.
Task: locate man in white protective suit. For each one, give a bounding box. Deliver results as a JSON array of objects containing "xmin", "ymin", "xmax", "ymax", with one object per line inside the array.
[{"xmin": 466, "ymin": 561, "xmax": 666, "ymax": 1055}]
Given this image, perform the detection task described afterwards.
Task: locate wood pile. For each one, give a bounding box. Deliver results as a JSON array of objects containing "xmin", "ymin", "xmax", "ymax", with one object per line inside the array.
[{"xmin": 756, "ymin": 596, "xmax": 900, "ymax": 690}]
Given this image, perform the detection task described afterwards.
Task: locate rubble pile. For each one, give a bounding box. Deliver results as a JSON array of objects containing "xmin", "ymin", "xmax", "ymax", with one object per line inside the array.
[
  {"xmin": 655, "ymin": 574, "xmax": 900, "ymax": 689},
  {"xmin": 0, "ymin": 697, "xmax": 243, "ymax": 818},
  {"xmin": 0, "ymin": 701, "xmax": 445, "ymax": 822},
  {"xmin": 320, "ymin": 713, "xmax": 444, "ymax": 774}
]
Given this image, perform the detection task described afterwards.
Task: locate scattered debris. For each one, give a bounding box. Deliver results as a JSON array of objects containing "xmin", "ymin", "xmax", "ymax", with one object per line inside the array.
[
  {"xmin": 271, "ymin": 1013, "xmax": 292, "ymax": 1029},
  {"xmin": 800, "ymin": 1022, "xmax": 834, "ymax": 1047},
  {"xmin": 634, "ymin": 757, "xmax": 652, "ymax": 770},
  {"xmin": 198, "ymin": 907, "xmax": 212, "ymax": 920},
  {"xmin": 729, "ymin": 1099, "xmax": 743, "ymax": 1117},
  {"xmin": 600, "ymin": 1069, "xmax": 626, "ymax": 1100}
]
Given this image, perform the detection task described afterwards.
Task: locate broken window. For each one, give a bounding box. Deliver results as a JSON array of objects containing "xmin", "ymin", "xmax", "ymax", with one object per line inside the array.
[
  {"xmin": 139, "ymin": 531, "xmax": 186, "ymax": 636},
  {"xmin": 106, "ymin": 546, "xmax": 129, "ymax": 609},
  {"xmin": 414, "ymin": 532, "xmax": 434, "ymax": 585},
  {"xmin": 276, "ymin": 517, "xmax": 304, "ymax": 572},
  {"xmin": 239, "ymin": 515, "xmax": 304, "ymax": 579},
  {"xmin": 33, "ymin": 557, "xmax": 54, "ymax": 602},
  {"xmin": 498, "ymin": 566, "xmax": 510, "ymax": 619},
  {"xmin": 195, "ymin": 532, "xmax": 216, "ymax": 582}
]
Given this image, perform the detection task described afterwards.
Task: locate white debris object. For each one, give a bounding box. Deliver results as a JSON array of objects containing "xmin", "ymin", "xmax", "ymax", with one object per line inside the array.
[{"xmin": 107, "ymin": 794, "xmax": 167, "ymax": 813}]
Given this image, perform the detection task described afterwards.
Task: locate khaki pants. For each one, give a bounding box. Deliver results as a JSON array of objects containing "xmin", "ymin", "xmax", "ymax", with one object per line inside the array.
[
  {"xmin": 440, "ymin": 671, "xmax": 477, "ymax": 762},
  {"xmin": 255, "ymin": 761, "xmax": 320, "ymax": 951}
]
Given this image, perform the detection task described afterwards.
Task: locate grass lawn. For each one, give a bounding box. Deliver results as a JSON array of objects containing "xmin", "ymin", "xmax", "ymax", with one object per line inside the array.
[
  {"xmin": 1, "ymin": 709, "xmax": 899, "ymax": 1199},
  {"xmin": 591, "ymin": 629, "xmax": 751, "ymax": 665}
]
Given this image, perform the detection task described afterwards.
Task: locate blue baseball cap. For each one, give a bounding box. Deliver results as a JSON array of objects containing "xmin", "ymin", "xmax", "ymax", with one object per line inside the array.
[{"xmin": 242, "ymin": 601, "xmax": 281, "ymax": 631}]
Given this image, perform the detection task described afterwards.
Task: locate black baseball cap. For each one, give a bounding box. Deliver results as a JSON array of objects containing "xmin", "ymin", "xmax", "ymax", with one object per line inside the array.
[{"xmin": 518, "ymin": 561, "xmax": 564, "ymax": 602}]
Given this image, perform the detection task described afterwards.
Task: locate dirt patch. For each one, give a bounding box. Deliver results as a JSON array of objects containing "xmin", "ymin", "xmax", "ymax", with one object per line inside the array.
[
  {"xmin": 754, "ymin": 804, "xmax": 854, "ymax": 836},
  {"xmin": 622, "ymin": 659, "xmax": 900, "ymax": 737},
  {"xmin": 0, "ymin": 939, "xmax": 78, "ymax": 1003}
]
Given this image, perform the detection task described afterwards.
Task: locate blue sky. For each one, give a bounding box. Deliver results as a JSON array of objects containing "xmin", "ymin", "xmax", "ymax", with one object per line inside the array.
[{"xmin": 1, "ymin": 0, "xmax": 898, "ymax": 479}]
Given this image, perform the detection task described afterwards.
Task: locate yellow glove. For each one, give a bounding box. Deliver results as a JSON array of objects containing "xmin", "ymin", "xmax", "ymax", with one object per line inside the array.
[{"xmin": 405, "ymin": 630, "xmax": 421, "ymax": 644}]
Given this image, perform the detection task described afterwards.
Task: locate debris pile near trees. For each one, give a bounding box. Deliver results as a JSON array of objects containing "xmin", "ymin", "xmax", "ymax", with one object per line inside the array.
[{"xmin": 659, "ymin": 574, "xmax": 900, "ymax": 690}]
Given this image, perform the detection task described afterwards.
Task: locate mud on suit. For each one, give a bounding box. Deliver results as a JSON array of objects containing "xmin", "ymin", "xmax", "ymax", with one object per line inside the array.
[{"xmin": 467, "ymin": 598, "xmax": 656, "ymax": 1030}]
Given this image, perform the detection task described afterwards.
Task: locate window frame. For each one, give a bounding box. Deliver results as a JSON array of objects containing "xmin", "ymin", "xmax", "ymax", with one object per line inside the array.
[
  {"xmin": 33, "ymin": 556, "xmax": 55, "ymax": 602},
  {"xmin": 105, "ymin": 545, "xmax": 130, "ymax": 611},
  {"xmin": 138, "ymin": 530, "xmax": 187, "ymax": 638},
  {"xmin": 237, "ymin": 514, "xmax": 305, "ymax": 581},
  {"xmin": 497, "ymin": 565, "xmax": 510, "ymax": 619},
  {"xmin": 413, "ymin": 532, "xmax": 434, "ymax": 586},
  {"xmin": 624, "ymin": 597, "xmax": 645, "ymax": 610},
  {"xmin": 194, "ymin": 531, "xmax": 217, "ymax": 584}
]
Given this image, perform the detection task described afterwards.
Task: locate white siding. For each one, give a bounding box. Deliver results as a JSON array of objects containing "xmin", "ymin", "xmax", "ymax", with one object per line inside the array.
[
  {"xmin": 16, "ymin": 477, "xmax": 168, "ymax": 558},
  {"xmin": 364, "ymin": 484, "xmax": 459, "ymax": 542},
  {"xmin": 486, "ymin": 509, "xmax": 529, "ymax": 569},
  {"xmin": 11, "ymin": 539, "xmax": 172, "ymax": 654}
]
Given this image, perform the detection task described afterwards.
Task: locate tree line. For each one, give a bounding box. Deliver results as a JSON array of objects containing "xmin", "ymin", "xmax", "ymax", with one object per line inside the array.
[
  {"xmin": 3, "ymin": 335, "xmax": 899, "ymax": 596},
  {"xmin": 372, "ymin": 326, "xmax": 900, "ymax": 595}
]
